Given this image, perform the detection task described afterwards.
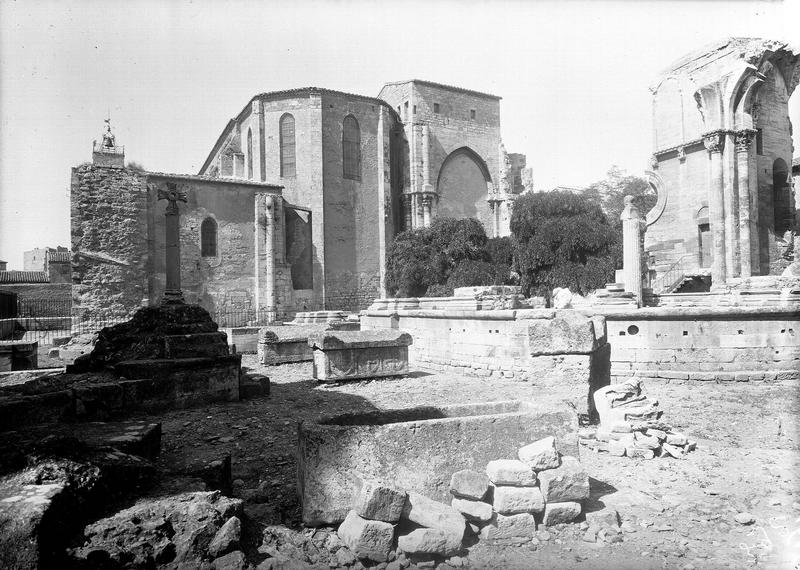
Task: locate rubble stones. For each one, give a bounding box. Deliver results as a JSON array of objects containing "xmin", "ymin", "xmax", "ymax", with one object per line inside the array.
[
  {"xmin": 401, "ymin": 492, "xmax": 466, "ymax": 553},
  {"xmin": 451, "ymin": 497, "xmax": 493, "ymax": 522},
  {"xmin": 397, "ymin": 528, "xmax": 458, "ymax": 556},
  {"xmin": 541, "ymin": 501, "xmax": 582, "ymax": 526},
  {"xmin": 492, "ymin": 485, "xmax": 545, "ymax": 515},
  {"xmin": 480, "ymin": 513, "xmax": 537, "ymax": 541},
  {"xmin": 634, "ymin": 432, "xmax": 660, "ymax": 450},
  {"xmin": 352, "ymin": 478, "xmax": 406, "ymax": 522},
  {"xmin": 449, "ymin": 469, "xmax": 489, "ymax": 500},
  {"xmin": 608, "ymin": 439, "xmax": 627, "ymax": 456},
  {"xmin": 518, "ymin": 436, "xmax": 561, "ymax": 471},
  {"xmin": 337, "ymin": 510, "xmax": 394, "ymax": 562},
  {"xmin": 485, "ymin": 459, "xmax": 537, "ymax": 486},
  {"xmin": 666, "ymin": 433, "xmax": 688, "ymax": 446},
  {"xmin": 208, "ymin": 516, "xmax": 242, "ymax": 558},
  {"xmin": 626, "ymin": 447, "xmax": 655, "ymax": 460},
  {"xmin": 212, "ymin": 550, "xmax": 247, "ymax": 570},
  {"xmin": 536, "ymin": 456, "xmax": 590, "ymax": 503}
]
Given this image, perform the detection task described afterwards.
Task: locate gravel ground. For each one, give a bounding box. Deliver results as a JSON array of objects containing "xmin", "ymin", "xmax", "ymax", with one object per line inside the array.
[{"xmin": 144, "ymin": 355, "xmax": 800, "ymax": 569}]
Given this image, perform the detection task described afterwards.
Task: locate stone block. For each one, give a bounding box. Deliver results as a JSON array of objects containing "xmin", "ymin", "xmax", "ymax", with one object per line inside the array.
[
  {"xmin": 451, "ymin": 498, "xmax": 493, "ymax": 522},
  {"xmin": 537, "ymin": 456, "xmax": 590, "ymax": 503},
  {"xmin": 401, "ymin": 492, "xmax": 465, "ymax": 553},
  {"xmin": 541, "ymin": 501, "xmax": 582, "ymax": 526},
  {"xmin": 352, "ymin": 478, "xmax": 406, "ymax": 522},
  {"xmin": 526, "ymin": 311, "xmax": 599, "ymax": 356},
  {"xmin": 308, "ymin": 330, "xmax": 412, "ymax": 382},
  {"xmin": 485, "ymin": 459, "xmax": 537, "ymax": 486},
  {"xmin": 397, "ymin": 528, "xmax": 459, "ymax": 556},
  {"xmin": 449, "ymin": 469, "xmax": 489, "ymax": 500},
  {"xmin": 492, "ymin": 485, "xmax": 544, "ymax": 515},
  {"xmin": 208, "ymin": 516, "xmax": 241, "ymax": 558},
  {"xmin": 337, "ymin": 510, "xmax": 394, "ymax": 562},
  {"xmin": 518, "ymin": 436, "xmax": 560, "ymax": 471},
  {"xmin": 607, "ymin": 440, "xmax": 627, "ymax": 456},
  {"xmin": 665, "ymin": 433, "xmax": 688, "ymax": 446},
  {"xmin": 479, "ymin": 513, "xmax": 537, "ymax": 541},
  {"xmin": 633, "ymin": 432, "xmax": 660, "ymax": 450}
]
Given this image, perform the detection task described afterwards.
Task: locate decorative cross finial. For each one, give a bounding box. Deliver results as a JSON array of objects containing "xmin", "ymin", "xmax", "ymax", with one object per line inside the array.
[{"xmin": 157, "ymin": 183, "xmax": 188, "ymax": 215}]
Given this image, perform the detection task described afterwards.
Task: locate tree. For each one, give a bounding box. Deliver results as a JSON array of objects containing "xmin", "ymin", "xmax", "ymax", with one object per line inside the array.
[
  {"xmin": 582, "ymin": 166, "xmax": 655, "ymax": 228},
  {"xmin": 511, "ymin": 191, "xmax": 620, "ymax": 299},
  {"xmin": 126, "ymin": 161, "xmax": 147, "ymax": 172}
]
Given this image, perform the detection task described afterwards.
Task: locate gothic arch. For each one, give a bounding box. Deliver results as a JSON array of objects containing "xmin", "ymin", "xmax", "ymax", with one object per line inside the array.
[
  {"xmin": 435, "ymin": 147, "xmax": 493, "ymax": 223},
  {"xmin": 436, "ymin": 147, "xmax": 493, "ymax": 188}
]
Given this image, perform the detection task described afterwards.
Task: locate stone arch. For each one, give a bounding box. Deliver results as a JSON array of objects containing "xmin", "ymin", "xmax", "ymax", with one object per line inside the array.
[
  {"xmin": 201, "ymin": 217, "xmax": 218, "ymax": 257},
  {"xmin": 435, "ymin": 147, "xmax": 493, "ymax": 223},
  {"xmin": 644, "ymin": 170, "xmax": 667, "ymax": 227}
]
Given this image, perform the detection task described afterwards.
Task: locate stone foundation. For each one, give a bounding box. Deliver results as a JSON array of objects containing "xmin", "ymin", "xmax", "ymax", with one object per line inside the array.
[{"xmin": 297, "ymin": 400, "xmax": 578, "ymax": 525}]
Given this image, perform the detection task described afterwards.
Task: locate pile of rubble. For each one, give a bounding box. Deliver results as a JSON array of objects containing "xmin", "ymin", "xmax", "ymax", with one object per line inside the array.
[
  {"xmin": 324, "ymin": 436, "xmax": 589, "ymax": 567},
  {"xmin": 579, "ymin": 379, "xmax": 696, "ymax": 459}
]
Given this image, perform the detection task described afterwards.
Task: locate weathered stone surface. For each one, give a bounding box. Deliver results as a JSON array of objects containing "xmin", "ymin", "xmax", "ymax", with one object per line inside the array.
[
  {"xmin": 309, "ymin": 330, "xmax": 413, "ymax": 350},
  {"xmin": 212, "ymin": 550, "xmax": 247, "ymax": 570},
  {"xmin": 397, "ymin": 528, "xmax": 459, "ymax": 556},
  {"xmin": 661, "ymin": 443, "xmax": 686, "ymax": 459},
  {"xmin": 298, "ymin": 402, "xmax": 578, "ymax": 525},
  {"xmin": 352, "ymin": 478, "xmax": 406, "ymax": 522},
  {"xmin": 401, "ymin": 492, "xmax": 465, "ymax": 552},
  {"xmin": 449, "ymin": 469, "xmax": 489, "ymax": 500},
  {"xmin": 607, "ymin": 439, "xmax": 627, "ymax": 456},
  {"xmin": 479, "ymin": 513, "xmax": 537, "ymax": 540},
  {"xmin": 492, "ymin": 485, "xmax": 545, "ymax": 515},
  {"xmin": 336, "ymin": 510, "xmax": 394, "ymax": 562},
  {"xmin": 518, "ymin": 436, "xmax": 560, "ymax": 471},
  {"xmin": 485, "ymin": 459, "xmax": 537, "ymax": 486},
  {"xmin": 634, "ymin": 432, "xmax": 660, "ymax": 450},
  {"xmin": 451, "ymin": 497, "xmax": 493, "ymax": 522},
  {"xmin": 537, "ymin": 456, "xmax": 590, "ymax": 503},
  {"xmin": 666, "ymin": 433, "xmax": 688, "ymax": 446},
  {"xmin": 541, "ymin": 501, "xmax": 582, "ymax": 526},
  {"xmin": 526, "ymin": 311, "xmax": 600, "ymax": 355},
  {"xmin": 208, "ymin": 516, "xmax": 242, "ymax": 558},
  {"xmin": 70, "ymin": 491, "xmax": 242, "ymax": 567},
  {"xmin": 626, "ymin": 447, "xmax": 655, "ymax": 459},
  {"xmin": 309, "ymin": 331, "xmax": 413, "ymax": 382},
  {"xmin": 585, "ymin": 508, "xmax": 620, "ymax": 531}
]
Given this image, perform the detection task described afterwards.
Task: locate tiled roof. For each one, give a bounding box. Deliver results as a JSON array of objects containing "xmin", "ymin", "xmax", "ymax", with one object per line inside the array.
[
  {"xmin": 381, "ymin": 79, "xmax": 502, "ymax": 100},
  {"xmin": 0, "ymin": 271, "xmax": 49, "ymax": 284}
]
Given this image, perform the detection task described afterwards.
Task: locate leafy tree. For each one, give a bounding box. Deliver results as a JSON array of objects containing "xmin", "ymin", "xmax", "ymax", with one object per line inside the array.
[
  {"xmin": 511, "ymin": 191, "xmax": 620, "ymax": 299},
  {"xmin": 126, "ymin": 161, "xmax": 147, "ymax": 172},
  {"xmin": 582, "ymin": 166, "xmax": 655, "ymax": 228}
]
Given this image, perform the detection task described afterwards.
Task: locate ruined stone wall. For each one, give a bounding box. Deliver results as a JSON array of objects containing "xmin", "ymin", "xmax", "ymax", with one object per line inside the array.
[
  {"xmin": 320, "ymin": 93, "xmax": 391, "ymax": 312},
  {"xmin": 0, "ymin": 284, "xmax": 71, "ymax": 311},
  {"xmin": 71, "ymin": 165, "xmax": 150, "ymax": 320},
  {"xmin": 604, "ymin": 306, "xmax": 800, "ymax": 383}
]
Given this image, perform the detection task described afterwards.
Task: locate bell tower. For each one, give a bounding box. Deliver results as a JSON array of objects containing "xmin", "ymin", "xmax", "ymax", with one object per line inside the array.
[{"xmin": 92, "ymin": 116, "xmax": 125, "ymax": 167}]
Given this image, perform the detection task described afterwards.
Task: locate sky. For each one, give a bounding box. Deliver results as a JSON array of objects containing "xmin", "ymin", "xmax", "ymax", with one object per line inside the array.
[{"xmin": 0, "ymin": 0, "xmax": 798, "ymax": 269}]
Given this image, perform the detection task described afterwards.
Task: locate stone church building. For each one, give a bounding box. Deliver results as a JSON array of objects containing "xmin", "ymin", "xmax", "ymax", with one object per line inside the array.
[
  {"xmin": 71, "ymin": 80, "xmax": 528, "ymax": 320},
  {"xmin": 645, "ymin": 38, "xmax": 800, "ymax": 291}
]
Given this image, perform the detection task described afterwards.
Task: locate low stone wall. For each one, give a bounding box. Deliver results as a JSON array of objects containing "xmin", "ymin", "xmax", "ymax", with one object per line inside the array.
[
  {"xmin": 220, "ymin": 327, "xmax": 260, "ymax": 354},
  {"xmin": 297, "ymin": 400, "xmax": 578, "ymax": 526},
  {"xmin": 599, "ymin": 305, "xmax": 800, "ymax": 383}
]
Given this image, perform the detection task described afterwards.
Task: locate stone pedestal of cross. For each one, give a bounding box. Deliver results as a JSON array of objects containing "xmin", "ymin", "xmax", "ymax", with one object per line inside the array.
[{"xmin": 157, "ymin": 183, "xmax": 188, "ymax": 304}]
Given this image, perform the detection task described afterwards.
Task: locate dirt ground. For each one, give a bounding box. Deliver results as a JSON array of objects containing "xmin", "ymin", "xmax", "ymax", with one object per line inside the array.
[{"xmin": 143, "ymin": 355, "xmax": 800, "ymax": 569}]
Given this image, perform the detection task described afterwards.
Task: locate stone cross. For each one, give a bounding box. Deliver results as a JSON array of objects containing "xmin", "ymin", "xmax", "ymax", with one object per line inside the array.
[{"xmin": 157, "ymin": 183, "xmax": 188, "ymax": 304}]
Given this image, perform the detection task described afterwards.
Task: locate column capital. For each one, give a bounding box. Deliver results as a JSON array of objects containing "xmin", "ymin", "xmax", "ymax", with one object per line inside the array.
[
  {"xmin": 703, "ymin": 131, "xmax": 726, "ymax": 154},
  {"xmin": 734, "ymin": 129, "xmax": 757, "ymax": 153}
]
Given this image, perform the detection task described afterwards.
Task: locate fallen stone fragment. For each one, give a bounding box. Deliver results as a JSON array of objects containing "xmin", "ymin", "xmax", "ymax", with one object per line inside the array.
[
  {"xmin": 480, "ymin": 513, "xmax": 537, "ymax": 540},
  {"xmin": 585, "ymin": 508, "xmax": 620, "ymax": 531},
  {"xmin": 449, "ymin": 469, "xmax": 489, "ymax": 500},
  {"xmin": 337, "ymin": 510, "xmax": 394, "ymax": 562},
  {"xmin": 541, "ymin": 501, "xmax": 582, "ymax": 525},
  {"xmin": 685, "ymin": 440, "xmax": 697, "ymax": 452},
  {"xmin": 397, "ymin": 528, "xmax": 459, "ymax": 556},
  {"xmin": 665, "ymin": 433, "xmax": 688, "ymax": 446},
  {"xmin": 536, "ymin": 456, "xmax": 590, "ymax": 502},
  {"xmin": 734, "ymin": 512, "xmax": 755, "ymax": 525},
  {"xmin": 518, "ymin": 436, "xmax": 560, "ymax": 471},
  {"xmin": 609, "ymin": 422, "xmax": 633, "ymax": 433},
  {"xmin": 451, "ymin": 497, "xmax": 493, "ymax": 522},
  {"xmin": 583, "ymin": 528, "xmax": 598, "ymax": 542},
  {"xmin": 661, "ymin": 443, "xmax": 685, "ymax": 459},
  {"xmin": 485, "ymin": 459, "xmax": 537, "ymax": 486},
  {"xmin": 633, "ymin": 432, "xmax": 660, "ymax": 450},
  {"xmin": 213, "ymin": 550, "xmax": 247, "ymax": 570},
  {"xmin": 608, "ymin": 440, "xmax": 626, "ymax": 456},
  {"xmin": 401, "ymin": 492, "xmax": 465, "ymax": 553},
  {"xmin": 646, "ymin": 428, "xmax": 667, "ymax": 441},
  {"xmin": 492, "ymin": 485, "xmax": 545, "ymax": 515},
  {"xmin": 352, "ymin": 477, "xmax": 406, "ymax": 522},
  {"xmin": 208, "ymin": 516, "xmax": 242, "ymax": 558},
  {"xmin": 626, "ymin": 447, "xmax": 655, "ymax": 460}
]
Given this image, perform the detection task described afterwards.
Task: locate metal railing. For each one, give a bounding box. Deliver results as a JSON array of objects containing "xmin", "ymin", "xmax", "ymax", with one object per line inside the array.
[{"xmin": 650, "ymin": 254, "xmax": 692, "ymax": 294}]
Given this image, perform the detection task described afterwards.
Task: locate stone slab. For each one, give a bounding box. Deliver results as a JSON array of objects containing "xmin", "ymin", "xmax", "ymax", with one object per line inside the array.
[
  {"xmin": 298, "ymin": 401, "xmax": 578, "ymax": 525},
  {"xmin": 492, "ymin": 485, "xmax": 544, "ymax": 515},
  {"xmin": 311, "ymin": 345, "xmax": 410, "ymax": 382},
  {"xmin": 541, "ymin": 501, "xmax": 582, "ymax": 526},
  {"xmin": 479, "ymin": 512, "xmax": 537, "ymax": 541},
  {"xmin": 449, "ymin": 469, "xmax": 489, "ymax": 500},
  {"xmin": 536, "ymin": 456, "xmax": 590, "ymax": 503},
  {"xmin": 401, "ymin": 492, "xmax": 465, "ymax": 553},
  {"xmin": 485, "ymin": 459, "xmax": 537, "ymax": 486},
  {"xmin": 352, "ymin": 477, "xmax": 406, "ymax": 522},
  {"xmin": 337, "ymin": 510, "xmax": 394, "ymax": 562}
]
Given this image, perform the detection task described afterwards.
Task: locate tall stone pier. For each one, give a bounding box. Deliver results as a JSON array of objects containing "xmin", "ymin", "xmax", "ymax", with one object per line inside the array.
[
  {"xmin": 620, "ymin": 195, "xmax": 644, "ymax": 306},
  {"xmin": 157, "ymin": 183, "xmax": 187, "ymax": 304}
]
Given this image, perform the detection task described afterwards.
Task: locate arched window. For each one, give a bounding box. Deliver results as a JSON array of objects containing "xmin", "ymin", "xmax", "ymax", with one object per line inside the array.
[
  {"xmin": 280, "ymin": 114, "xmax": 296, "ymax": 177},
  {"xmin": 246, "ymin": 128, "xmax": 253, "ymax": 179},
  {"xmin": 342, "ymin": 115, "xmax": 361, "ymax": 180},
  {"xmin": 201, "ymin": 217, "xmax": 217, "ymax": 257}
]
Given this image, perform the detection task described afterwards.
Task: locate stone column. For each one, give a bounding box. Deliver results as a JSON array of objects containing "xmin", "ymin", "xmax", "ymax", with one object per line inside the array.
[
  {"xmin": 722, "ymin": 132, "xmax": 738, "ymax": 279},
  {"xmin": 620, "ymin": 196, "xmax": 643, "ymax": 307},
  {"xmin": 157, "ymin": 183, "xmax": 187, "ymax": 304},
  {"xmin": 735, "ymin": 130, "xmax": 756, "ymax": 278},
  {"xmin": 264, "ymin": 195, "xmax": 276, "ymax": 323},
  {"xmin": 403, "ymin": 195, "xmax": 412, "ymax": 231},
  {"xmin": 704, "ymin": 132, "xmax": 727, "ymax": 289}
]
